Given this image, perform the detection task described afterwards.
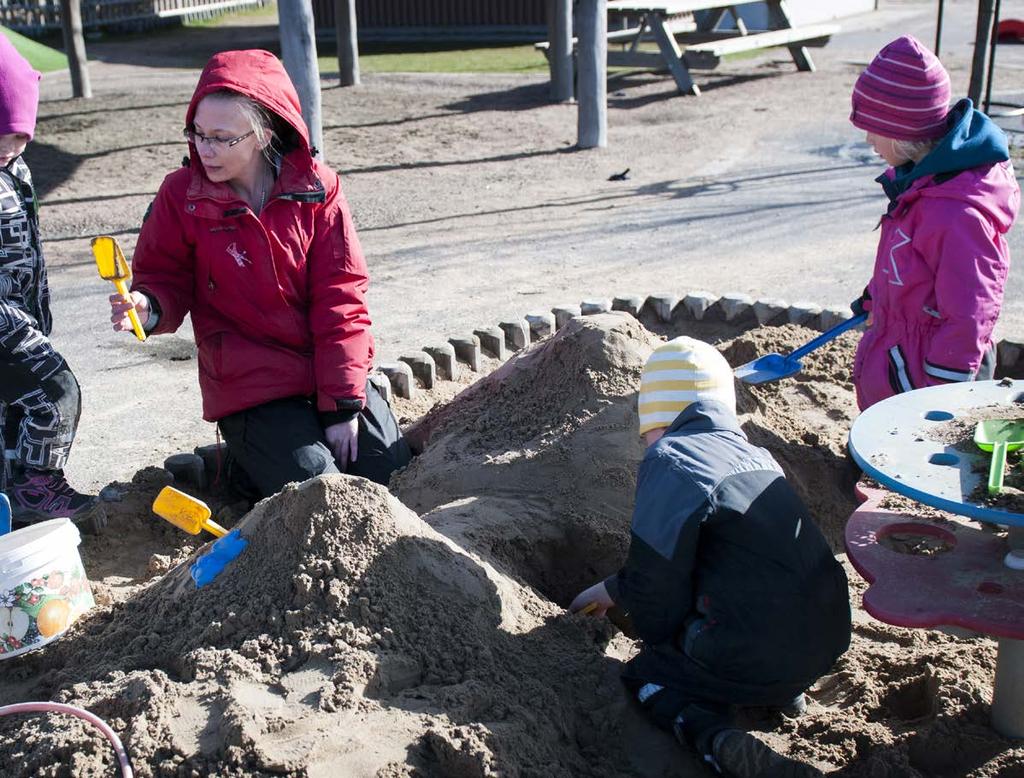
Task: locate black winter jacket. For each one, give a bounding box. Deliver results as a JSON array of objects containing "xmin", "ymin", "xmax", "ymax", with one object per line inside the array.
[
  {"xmin": 606, "ymin": 400, "xmax": 851, "ymax": 688},
  {"xmin": 0, "ymin": 157, "xmax": 61, "ymax": 378}
]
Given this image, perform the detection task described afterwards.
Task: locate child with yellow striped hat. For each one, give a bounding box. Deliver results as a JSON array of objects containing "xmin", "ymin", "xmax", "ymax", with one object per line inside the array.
[{"xmin": 571, "ymin": 336, "xmax": 850, "ymax": 778}]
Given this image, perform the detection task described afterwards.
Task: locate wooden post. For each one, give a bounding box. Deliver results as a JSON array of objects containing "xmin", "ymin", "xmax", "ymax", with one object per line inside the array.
[
  {"xmin": 968, "ymin": 0, "xmax": 996, "ymax": 107},
  {"xmin": 550, "ymin": 0, "xmax": 573, "ymax": 103},
  {"xmin": 59, "ymin": 0, "xmax": 91, "ymax": 99},
  {"xmin": 279, "ymin": 0, "xmax": 324, "ymax": 157},
  {"xmin": 335, "ymin": 0, "xmax": 360, "ymax": 87},
  {"xmin": 576, "ymin": 0, "xmax": 607, "ymax": 149}
]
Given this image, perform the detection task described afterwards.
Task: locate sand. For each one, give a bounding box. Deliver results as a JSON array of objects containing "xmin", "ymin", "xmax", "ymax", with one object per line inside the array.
[{"xmin": 1, "ymin": 313, "xmax": 1022, "ymax": 776}]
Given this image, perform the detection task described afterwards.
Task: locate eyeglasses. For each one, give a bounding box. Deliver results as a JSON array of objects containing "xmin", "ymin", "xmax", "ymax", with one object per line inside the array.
[{"xmin": 182, "ymin": 128, "xmax": 255, "ymax": 149}]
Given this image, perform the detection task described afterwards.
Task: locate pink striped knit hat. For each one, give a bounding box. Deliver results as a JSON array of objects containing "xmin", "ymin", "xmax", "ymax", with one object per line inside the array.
[
  {"xmin": 850, "ymin": 35, "xmax": 951, "ymax": 141},
  {"xmin": 0, "ymin": 33, "xmax": 40, "ymax": 140}
]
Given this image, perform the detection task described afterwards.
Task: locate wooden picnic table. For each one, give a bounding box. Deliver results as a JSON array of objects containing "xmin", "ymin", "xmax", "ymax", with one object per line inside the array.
[{"xmin": 603, "ymin": 0, "xmax": 839, "ymax": 95}]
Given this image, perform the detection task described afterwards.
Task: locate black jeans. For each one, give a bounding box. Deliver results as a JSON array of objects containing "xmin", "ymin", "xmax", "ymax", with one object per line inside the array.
[{"xmin": 217, "ymin": 379, "xmax": 412, "ymax": 498}]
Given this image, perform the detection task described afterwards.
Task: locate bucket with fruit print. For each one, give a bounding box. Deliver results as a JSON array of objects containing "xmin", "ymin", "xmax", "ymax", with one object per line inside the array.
[{"xmin": 0, "ymin": 518, "xmax": 94, "ymax": 659}]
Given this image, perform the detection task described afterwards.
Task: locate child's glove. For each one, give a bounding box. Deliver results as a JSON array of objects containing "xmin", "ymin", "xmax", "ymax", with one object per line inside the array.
[{"xmin": 850, "ymin": 287, "xmax": 871, "ymax": 317}]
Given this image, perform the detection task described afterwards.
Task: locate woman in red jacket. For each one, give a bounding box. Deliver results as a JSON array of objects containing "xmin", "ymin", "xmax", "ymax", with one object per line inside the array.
[{"xmin": 109, "ymin": 49, "xmax": 409, "ymax": 496}]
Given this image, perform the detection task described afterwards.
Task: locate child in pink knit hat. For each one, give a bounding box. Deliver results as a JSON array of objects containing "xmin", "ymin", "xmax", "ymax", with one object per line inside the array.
[
  {"xmin": 849, "ymin": 34, "xmax": 1020, "ymax": 411},
  {"xmin": 0, "ymin": 35, "xmax": 103, "ymax": 531}
]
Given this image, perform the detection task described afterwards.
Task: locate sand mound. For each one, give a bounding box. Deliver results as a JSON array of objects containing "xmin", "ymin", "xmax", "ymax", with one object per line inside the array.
[
  {"xmin": 395, "ymin": 315, "xmax": 860, "ymax": 609},
  {"xmin": 394, "ymin": 313, "xmax": 658, "ymax": 605},
  {"xmin": 0, "ymin": 475, "xmax": 694, "ymax": 777},
  {"xmin": 3, "ymin": 313, "xmax": 1023, "ymax": 776}
]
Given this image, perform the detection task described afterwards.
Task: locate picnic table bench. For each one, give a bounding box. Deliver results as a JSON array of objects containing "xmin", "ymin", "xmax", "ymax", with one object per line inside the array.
[{"xmin": 538, "ymin": 0, "xmax": 839, "ymax": 96}]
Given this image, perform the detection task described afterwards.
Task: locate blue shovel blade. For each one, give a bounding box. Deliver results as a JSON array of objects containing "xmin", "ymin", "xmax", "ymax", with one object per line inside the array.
[
  {"xmin": 733, "ymin": 353, "xmax": 803, "ymax": 385},
  {"xmin": 0, "ymin": 493, "xmax": 10, "ymax": 536}
]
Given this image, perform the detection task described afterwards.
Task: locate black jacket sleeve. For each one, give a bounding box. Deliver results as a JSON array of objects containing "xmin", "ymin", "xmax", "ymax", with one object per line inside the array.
[{"xmin": 606, "ymin": 452, "xmax": 709, "ymax": 645}]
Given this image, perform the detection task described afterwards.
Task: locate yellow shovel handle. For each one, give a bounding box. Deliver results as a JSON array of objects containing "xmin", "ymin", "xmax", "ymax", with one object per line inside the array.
[
  {"xmin": 114, "ymin": 278, "xmax": 146, "ymax": 341},
  {"xmin": 204, "ymin": 519, "xmax": 228, "ymax": 538}
]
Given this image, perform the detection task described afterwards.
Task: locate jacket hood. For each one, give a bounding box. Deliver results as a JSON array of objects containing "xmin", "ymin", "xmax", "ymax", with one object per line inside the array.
[
  {"xmin": 663, "ymin": 398, "xmax": 746, "ymax": 439},
  {"xmin": 879, "ymin": 99, "xmax": 1018, "ymax": 230},
  {"xmin": 185, "ymin": 49, "xmax": 312, "ymax": 163}
]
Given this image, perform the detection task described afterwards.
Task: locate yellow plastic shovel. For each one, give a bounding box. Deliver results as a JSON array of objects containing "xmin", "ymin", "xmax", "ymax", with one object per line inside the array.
[
  {"xmin": 91, "ymin": 235, "xmax": 146, "ymax": 342},
  {"xmin": 152, "ymin": 486, "xmax": 227, "ymax": 538}
]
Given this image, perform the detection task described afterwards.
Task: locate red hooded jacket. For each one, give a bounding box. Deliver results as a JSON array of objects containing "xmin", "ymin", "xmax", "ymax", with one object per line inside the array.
[{"xmin": 131, "ymin": 50, "xmax": 372, "ymax": 421}]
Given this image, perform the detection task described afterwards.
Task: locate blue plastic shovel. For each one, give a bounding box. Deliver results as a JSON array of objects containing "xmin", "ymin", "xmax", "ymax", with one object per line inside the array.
[
  {"xmin": 0, "ymin": 493, "xmax": 10, "ymax": 536},
  {"xmin": 733, "ymin": 313, "xmax": 868, "ymax": 385}
]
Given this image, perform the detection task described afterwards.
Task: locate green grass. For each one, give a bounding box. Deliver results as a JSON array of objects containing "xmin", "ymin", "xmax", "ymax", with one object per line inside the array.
[
  {"xmin": 183, "ymin": 1, "xmax": 277, "ymax": 28},
  {"xmin": 182, "ymin": 1, "xmax": 549, "ymax": 75},
  {"xmin": 318, "ymin": 43, "xmax": 548, "ymax": 75},
  {"xmin": 1, "ymin": 25, "xmax": 67, "ymax": 72}
]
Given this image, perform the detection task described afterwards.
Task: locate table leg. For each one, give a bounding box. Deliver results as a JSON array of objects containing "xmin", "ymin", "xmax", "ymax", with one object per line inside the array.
[
  {"xmin": 698, "ymin": 8, "xmax": 730, "ymax": 33},
  {"xmin": 767, "ymin": 0, "xmax": 815, "ymax": 72},
  {"xmin": 992, "ymin": 637, "xmax": 1024, "ymax": 738},
  {"xmin": 648, "ymin": 12, "xmax": 699, "ymax": 95}
]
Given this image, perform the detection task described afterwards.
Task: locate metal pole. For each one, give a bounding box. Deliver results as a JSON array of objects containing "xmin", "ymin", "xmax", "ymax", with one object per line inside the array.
[
  {"xmin": 968, "ymin": 0, "xmax": 996, "ymax": 107},
  {"xmin": 577, "ymin": 0, "xmax": 607, "ymax": 149},
  {"xmin": 935, "ymin": 0, "xmax": 944, "ymax": 57},
  {"xmin": 335, "ymin": 0, "xmax": 360, "ymax": 87},
  {"xmin": 983, "ymin": 0, "xmax": 1002, "ymax": 114},
  {"xmin": 992, "ymin": 638, "xmax": 1024, "ymax": 738},
  {"xmin": 59, "ymin": 0, "xmax": 91, "ymax": 99},
  {"xmin": 551, "ymin": 0, "xmax": 574, "ymax": 103},
  {"xmin": 279, "ymin": 0, "xmax": 324, "ymax": 158}
]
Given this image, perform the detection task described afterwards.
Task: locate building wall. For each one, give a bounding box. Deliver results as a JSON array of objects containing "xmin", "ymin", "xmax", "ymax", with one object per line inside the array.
[
  {"xmin": 312, "ymin": 0, "xmax": 876, "ymax": 39},
  {"xmin": 736, "ymin": 0, "xmax": 877, "ymax": 26},
  {"xmin": 312, "ymin": 0, "xmax": 547, "ymax": 31}
]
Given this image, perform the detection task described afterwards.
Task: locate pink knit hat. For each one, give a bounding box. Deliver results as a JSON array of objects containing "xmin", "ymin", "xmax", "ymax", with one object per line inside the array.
[
  {"xmin": 0, "ymin": 34, "xmax": 41, "ymax": 140},
  {"xmin": 850, "ymin": 35, "xmax": 951, "ymax": 141}
]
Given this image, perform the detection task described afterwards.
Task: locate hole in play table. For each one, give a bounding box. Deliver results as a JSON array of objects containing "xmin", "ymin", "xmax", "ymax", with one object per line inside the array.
[
  {"xmin": 923, "ymin": 410, "xmax": 954, "ymax": 422},
  {"xmin": 878, "ymin": 523, "xmax": 956, "ymax": 556},
  {"xmin": 927, "ymin": 453, "xmax": 959, "ymax": 467}
]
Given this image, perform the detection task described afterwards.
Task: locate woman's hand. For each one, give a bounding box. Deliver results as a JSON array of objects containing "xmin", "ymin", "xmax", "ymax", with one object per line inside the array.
[
  {"xmin": 109, "ymin": 291, "xmax": 151, "ymax": 332},
  {"xmin": 325, "ymin": 417, "xmax": 359, "ymax": 471},
  {"xmin": 569, "ymin": 581, "xmax": 614, "ymax": 617}
]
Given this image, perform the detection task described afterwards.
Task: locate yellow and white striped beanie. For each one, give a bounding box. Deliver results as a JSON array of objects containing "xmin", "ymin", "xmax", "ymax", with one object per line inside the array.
[{"xmin": 638, "ymin": 337, "xmax": 736, "ymax": 435}]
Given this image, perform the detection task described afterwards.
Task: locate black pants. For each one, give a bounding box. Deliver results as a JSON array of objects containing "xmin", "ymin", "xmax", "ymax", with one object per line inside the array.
[
  {"xmin": 217, "ymin": 379, "xmax": 412, "ymax": 498},
  {"xmin": 622, "ymin": 643, "xmax": 808, "ymax": 758},
  {"xmin": 0, "ymin": 355, "xmax": 81, "ymax": 474}
]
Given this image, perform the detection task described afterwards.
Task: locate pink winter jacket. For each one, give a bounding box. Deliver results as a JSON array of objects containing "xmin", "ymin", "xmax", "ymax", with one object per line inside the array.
[{"xmin": 854, "ymin": 160, "xmax": 1019, "ymax": 410}]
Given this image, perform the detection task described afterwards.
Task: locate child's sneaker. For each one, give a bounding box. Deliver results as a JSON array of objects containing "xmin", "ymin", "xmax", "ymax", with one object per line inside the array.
[
  {"xmin": 9, "ymin": 469, "xmax": 106, "ymax": 534},
  {"xmin": 711, "ymin": 729, "xmax": 823, "ymax": 778},
  {"xmin": 779, "ymin": 693, "xmax": 808, "ymax": 719}
]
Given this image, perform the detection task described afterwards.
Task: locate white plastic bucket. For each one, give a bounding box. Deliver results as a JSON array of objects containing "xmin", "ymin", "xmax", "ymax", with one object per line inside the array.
[{"xmin": 0, "ymin": 518, "xmax": 94, "ymax": 659}]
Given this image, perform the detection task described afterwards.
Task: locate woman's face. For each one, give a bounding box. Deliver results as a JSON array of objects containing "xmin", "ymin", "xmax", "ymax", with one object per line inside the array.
[{"xmin": 191, "ymin": 95, "xmax": 264, "ymax": 184}]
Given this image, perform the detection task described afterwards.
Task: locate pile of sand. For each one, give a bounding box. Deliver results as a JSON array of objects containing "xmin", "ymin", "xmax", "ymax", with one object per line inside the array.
[
  {"xmin": 1, "ymin": 312, "xmax": 1022, "ymax": 776},
  {"xmin": 394, "ymin": 313, "xmax": 658, "ymax": 605},
  {"xmin": 0, "ymin": 475, "xmax": 694, "ymax": 777}
]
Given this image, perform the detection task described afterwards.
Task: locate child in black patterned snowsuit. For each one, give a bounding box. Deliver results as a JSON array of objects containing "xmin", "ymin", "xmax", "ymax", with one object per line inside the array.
[{"xmin": 0, "ymin": 35, "xmax": 100, "ymax": 530}]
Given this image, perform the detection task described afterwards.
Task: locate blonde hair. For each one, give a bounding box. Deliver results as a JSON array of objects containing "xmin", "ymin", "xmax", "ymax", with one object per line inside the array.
[
  {"xmin": 203, "ymin": 89, "xmax": 279, "ymax": 166},
  {"xmin": 892, "ymin": 137, "xmax": 939, "ymax": 164}
]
